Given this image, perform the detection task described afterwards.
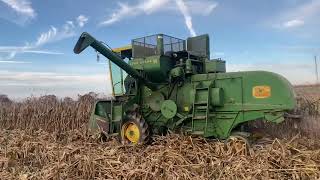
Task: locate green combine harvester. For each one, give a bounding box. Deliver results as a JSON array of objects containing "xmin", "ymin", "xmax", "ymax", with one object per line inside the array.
[{"xmin": 74, "ymin": 32, "xmax": 296, "ymax": 144}]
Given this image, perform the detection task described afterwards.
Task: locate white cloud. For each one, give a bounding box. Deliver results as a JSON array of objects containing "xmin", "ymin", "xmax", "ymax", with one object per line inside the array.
[
  {"xmin": 4, "ymin": 51, "xmax": 16, "ymax": 59},
  {"xmin": 0, "ymin": 45, "xmax": 63, "ymax": 60},
  {"xmin": 175, "ymin": 0, "xmax": 196, "ymax": 36},
  {"xmin": 141, "ymin": 0, "xmax": 170, "ymax": 14},
  {"xmin": 282, "ymin": 19, "xmax": 305, "ymax": 28},
  {"xmin": 185, "ymin": 0, "xmax": 218, "ymax": 16},
  {"xmin": 20, "ymin": 50, "xmax": 64, "ymax": 54},
  {"xmin": 0, "ymin": 0, "xmax": 36, "ymax": 18},
  {"xmin": 100, "ymin": 2, "xmax": 139, "ymax": 25},
  {"xmin": 0, "ymin": 15, "xmax": 88, "ymax": 60},
  {"xmin": 100, "ymin": 0, "xmax": 217, "ymax": 36},
  {"xmin": 35, "ymin": 26, "xmax": 58, "ymax": 46},
  {"xmin": 0, "ymin": 46, "xmax": 62, "ymax": 55},
  {"xmin": 273, "ymin": 0, "xmax": 320, "ymax": 29},
  {"xmin": 35, "ymin": 15, "xmax": 88, "ymax": 47},
  {"xmin": 290, "ymin": 0, "xmax": 320, "ymax": 19},
  {"xmin": 0, "ymin": 60, "xmax": 31, "ymax": 64},
  {"xmin": 35, "ymin": 22, "xmax": 76, "ymax": 47},
  {"xmin": 66, "ymin": 21, "xmax": 74, "ymax": 28},
  {"xmin": 76, "ymin": 15, "xmax": 89, "ymax": 27}
]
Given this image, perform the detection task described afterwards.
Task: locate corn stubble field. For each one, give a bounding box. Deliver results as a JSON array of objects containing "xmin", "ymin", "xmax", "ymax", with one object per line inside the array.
[{"xmin": 0, "ymin": 86, "xmax": 320, "ymax": 179}]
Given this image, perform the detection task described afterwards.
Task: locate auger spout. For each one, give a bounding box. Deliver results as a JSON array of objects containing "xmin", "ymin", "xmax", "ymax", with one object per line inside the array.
[{"xmin": 73, "ymin": 32, "xmax": 157, "ymax": 90}]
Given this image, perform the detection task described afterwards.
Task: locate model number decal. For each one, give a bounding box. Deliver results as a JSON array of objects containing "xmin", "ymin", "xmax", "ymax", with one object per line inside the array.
[{"xmin": 252, "ymin": 86, "xmax": 271, "ymax": 98}]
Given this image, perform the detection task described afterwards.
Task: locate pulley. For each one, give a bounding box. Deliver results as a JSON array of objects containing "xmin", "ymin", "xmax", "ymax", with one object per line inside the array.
[{"xmin": 160, "ymin": 100, "xmax": 177, "ymax": 119}]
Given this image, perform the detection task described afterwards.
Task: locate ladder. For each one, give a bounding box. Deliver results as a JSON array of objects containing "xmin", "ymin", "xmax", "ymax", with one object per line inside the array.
[{"xmin": 191, "ymin": 85, "xmax": 210, "ymax": 135}]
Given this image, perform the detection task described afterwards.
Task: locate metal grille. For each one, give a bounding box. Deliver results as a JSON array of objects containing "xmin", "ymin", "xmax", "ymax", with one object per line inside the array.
[
  {"xmin": 132, "ymin": 35, "xmax": 157, "ymax": 58},
  {"xmin": 163, "ymin": 35, "xmax": 185, "ymax": 54},
  {"xmin": 132, "ymin": 34, "xmax": 185, "ymax": 58}
]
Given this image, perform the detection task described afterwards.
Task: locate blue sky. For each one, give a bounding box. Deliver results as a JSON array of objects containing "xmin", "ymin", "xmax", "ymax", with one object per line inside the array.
[{"xmin": 0, "ymin": 0, "xmax": 319, "ymax": 98}]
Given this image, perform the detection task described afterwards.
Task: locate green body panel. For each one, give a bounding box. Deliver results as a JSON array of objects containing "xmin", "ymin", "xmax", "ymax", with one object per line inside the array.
[
  {"xmin": 205, "ymin": 60, "xmax": 226, "ymax": 73},
  {"xmin": 130, "ymin": 55, "xmax": 173, "ymax": 83},
  {"xmin": 74, "ymin": 32, "xmax": 296, "ymax": 140},
  {"xmin": 191, "ymin": 71, "xmax": 295, "ymax": 111},
  {"xmin": 186, "ymin": 71, "xmax": 295, "ymax": 138},
  {"xmin": 89, "ymin": 70, "xmax": 295, "ymax": 139}
]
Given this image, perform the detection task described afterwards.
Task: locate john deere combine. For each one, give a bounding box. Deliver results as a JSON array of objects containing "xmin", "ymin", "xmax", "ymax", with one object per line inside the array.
[{"xmin": 74, "ymin": 32, "xmax": 295, "ymax": 144}]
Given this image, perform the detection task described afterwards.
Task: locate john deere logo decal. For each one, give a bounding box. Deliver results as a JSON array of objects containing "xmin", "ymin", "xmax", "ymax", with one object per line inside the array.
[{"xmin": 253, "ymin": 86, "xmax": 271, "ymax": 98}]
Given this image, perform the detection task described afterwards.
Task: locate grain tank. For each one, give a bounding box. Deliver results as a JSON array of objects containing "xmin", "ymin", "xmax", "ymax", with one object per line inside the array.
[{"xmin": 74, "ymin": 32, "xmax": 295, "ymax": 144}]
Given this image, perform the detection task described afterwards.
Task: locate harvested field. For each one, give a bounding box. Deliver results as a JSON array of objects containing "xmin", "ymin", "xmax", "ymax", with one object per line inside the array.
[
  {"xmin": 0, "ymin": 86, "xmax": 320, "ymax": 179},
  {"xmin": 1, "ymin": 130, "xmax": 320, "ymax": 179}
]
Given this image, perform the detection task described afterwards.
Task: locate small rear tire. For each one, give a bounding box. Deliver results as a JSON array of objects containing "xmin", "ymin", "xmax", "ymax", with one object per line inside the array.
[{"xmin": 225, "ymin": 132, "xmax": 251, "ymax": 155}]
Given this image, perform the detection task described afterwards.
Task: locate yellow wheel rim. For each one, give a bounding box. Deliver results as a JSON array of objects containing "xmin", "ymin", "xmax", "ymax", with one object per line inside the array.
[{"xmin": 122, "ymin": 122, "xmax": 140, "ymax": 143}]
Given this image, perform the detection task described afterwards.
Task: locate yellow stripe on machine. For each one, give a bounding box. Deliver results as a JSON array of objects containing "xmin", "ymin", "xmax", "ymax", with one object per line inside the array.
[{"xmin": 112, "ymin": 45, "xmax": 132, "ymax": 53}]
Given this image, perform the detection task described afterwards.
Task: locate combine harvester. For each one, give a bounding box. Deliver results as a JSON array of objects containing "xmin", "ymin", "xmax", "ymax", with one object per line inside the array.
[{"xmin": 74, "ymin": 32, "xmax": 296, "ymax": 144}]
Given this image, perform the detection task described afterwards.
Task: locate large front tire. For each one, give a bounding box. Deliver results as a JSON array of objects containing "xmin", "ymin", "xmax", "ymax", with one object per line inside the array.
[{"xmin": 120, "ymin": 112, "xmax": 149, "ymax": 145}]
